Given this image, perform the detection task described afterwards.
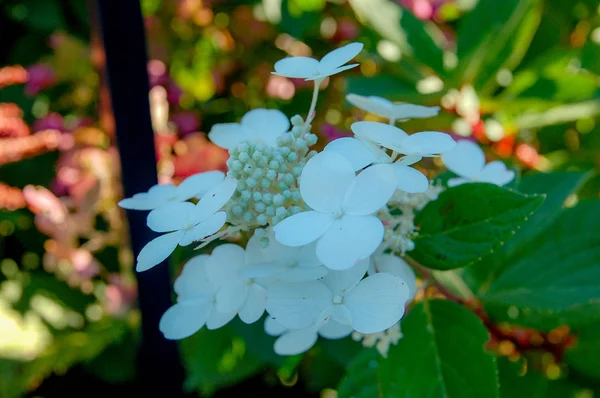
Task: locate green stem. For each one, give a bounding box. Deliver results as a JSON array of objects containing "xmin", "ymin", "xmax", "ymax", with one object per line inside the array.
[{"xmin": 305, "ymin": 79, "xmax": 322, "ymax": 126}]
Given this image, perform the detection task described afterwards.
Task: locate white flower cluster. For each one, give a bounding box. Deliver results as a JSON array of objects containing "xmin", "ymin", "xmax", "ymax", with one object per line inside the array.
[{"xmin": 119, "ymin": 42, "xmax": 515, "ymax": 356}]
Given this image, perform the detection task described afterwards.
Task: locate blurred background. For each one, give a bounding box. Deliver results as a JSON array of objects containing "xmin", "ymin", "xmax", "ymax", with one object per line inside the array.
[{"xmin": 0, "ymin": 0, "xmax": 599, "ymax": 396}]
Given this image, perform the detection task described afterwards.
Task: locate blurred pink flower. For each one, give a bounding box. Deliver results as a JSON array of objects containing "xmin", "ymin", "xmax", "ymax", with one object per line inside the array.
[
  {"xmin": 71, "ymin": 248, "xmax": 100, "ymax": 278},
  {"xmin": 266, "ymin": 75, "xmax": 295, "ymax": 100},
  {"xmin": 321, "ymin": 123, "xmax": 351, "ymax": 142},
  {"xmin": 170, "ymin": 111, "xmax": 200, "ymax": 136},
  {"xmin": 396, "ymin": 0, "xmax": 449, "ymax": 20},
  {"xmin": 32, "ymin": 112, "xmax": 64, "ymax": 132},
  {"xmin": 166, "ymin": 81, "xmax": 184, "ymax": 105},
  {"xmin": 25, "ymin": 63, "xmax": 57, "ymax": 96}
]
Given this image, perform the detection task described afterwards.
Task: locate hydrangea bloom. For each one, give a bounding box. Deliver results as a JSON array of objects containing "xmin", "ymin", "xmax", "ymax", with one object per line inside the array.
[
  {"xmin": 273, "ymin": 151, "xmax": 397, "ymax": 270},
  {"xmin": 442, "ymin": 140, "xmax": 515, "ymax": 186},
  {"xmin": 346, "ymin": 93, "xmax": 440, "ymax": 123},
  {"xmin": 119, "ymin": 170, "xmax": 224, "ymax": 210},
  {"xmin": 208, "ymin": 108, "xmax": 290, "ymax": 150},
  {"xmin": 273, "ymin": 42, "xmax": 363, "ymax": 81}
]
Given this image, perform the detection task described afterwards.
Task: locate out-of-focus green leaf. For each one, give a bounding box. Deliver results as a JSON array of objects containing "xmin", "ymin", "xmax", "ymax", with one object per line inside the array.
[
  {"xmin": 16, "ymin": 0, "xmax": 65, "ymax": 31},
  {"xmin": 464, "ymin": 171, "xmax": 592, "ymax": 293},
  {"xmin": 280, "ymin": 0, "xmax": 322, "ymax": 39},
  {"xmin": 411, "ymin": 183, "xmax": 544, "ymax": 270},
  {"xmin": 481, "ymin": 200, "xmax": 600, "ymax": 330},
  {"xmin": 339, "ymin": 300, "xmax": 498, "ymax": 398},
  {"xmin": 348, "ymin": 0, "xmax": 446, "ymax": 76},
  {"xmin": 454, "ymin": 0, "xmax": 542, "ymax": 93},
  {"xmin": 581, "ymin": 37, "xmax": 600, "ymax": 75},
  {"xmin": 346, "ymin": 75, "xmax": 420, "ymax": 101},
  {"xmin": 566, "ymin": 321, "xmax": 600, "ymax": 379},
  {"xmin": 180, "ymin": 326, "xmax": 264, "ymax": 396}
]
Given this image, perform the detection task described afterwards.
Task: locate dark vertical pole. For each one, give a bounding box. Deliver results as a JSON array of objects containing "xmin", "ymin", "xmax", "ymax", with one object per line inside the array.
[{"xmin": 95, "ymin": 1, "xmax": 183, "ymax": 395}]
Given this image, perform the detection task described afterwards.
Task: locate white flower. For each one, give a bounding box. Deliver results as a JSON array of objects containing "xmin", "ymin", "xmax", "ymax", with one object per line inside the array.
[
  {"xmin": 241, "ymin": 229, "xmax": 328, "ymax": 282},
  {"xmin": 208, "ymin": 108, "xmax": 290, "ymax": 150},
  {"xmin": 266, "ymin": 259, "xmax": 410, "ymax": 333},
  {"xmin": 159, "ymin": 255, "xmax": 236, "ymax": 340},
  {"xmin": 136, "ymin": 178, "xmax": 237, "ymax": 272},
  {"xmin": 118, "ymin": 171, "xmax": 225, "ymax": 210},
  {"xmin": 273, "ymin": 151, "xmax": 397, "ymax": 270},
  {"xmin": 441, "ymin": 140, "xmax": 515, "ymax": 187},
  {"xmin": 204, "ymin": 244, "xmax": 268, "ymax": 324},
  {"xmin": 370, "ymin": 254, "xmax": 418, "ymax": 300},
  {"xmin": 324, "ymin": 137, "xmax": 431, "ymax": 194},
  {"xmin": 346, "ymin": 94, "xmax": 440, "ymax": 122},
  {"xmin": 264, "ymin": 316, "xmax": 352, "ymax": 356},
  {"xmin": 272, "ymin": 42, "xmax": 363, "ymax": 81}
]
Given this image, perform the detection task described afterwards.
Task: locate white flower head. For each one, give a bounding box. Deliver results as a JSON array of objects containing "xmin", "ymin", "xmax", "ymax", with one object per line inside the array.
[
  {"xmin": 159, "ymin": 255, "xmax": 236, "ymax": 340},
  {"xmin": 370, "ymin": 254, "xmax": 418, "ymax": 300},
  {"xmin": 241, "ymin": 229, "xmax": 328, "ymax": 282},
  {"xmin": 208, "ymin": 108, "xmax": 290, "ymax": 150},
  {"xmin": 346, "ymin": 94, "xmax": 440, "ymax": 122},
  {"xmin": 136, "ymin": 178, "xmax": 237, "ymax": 272},
  {"xmin": 119, "ymin": 171, "xmax": 225, "ymax": 210},
  {"xmin": 266, "ymin": 259, "xmax": 410, "ymax": 334},
  {"xmin": 264, "ymin": 316, "xmax": 352, "ymax": 356},
  {"xmin": 273, "ymin": 42, "xmax": 363, "ymax": 81},
  {"xmin": 442, "ymin": 140, "xmax": 515, "ymax": 187},
  {"xmin": 204, "ymin": 244, "xmax": 267, "ymax": 324},
  {"xmin": 273, "ymin": 151, "xmax": 397, "ymax": 270}
]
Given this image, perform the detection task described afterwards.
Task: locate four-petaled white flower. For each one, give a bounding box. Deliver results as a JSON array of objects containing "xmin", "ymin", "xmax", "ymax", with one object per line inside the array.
[
  {"xmin": 264, "ymin": 316, "xmax": 352, "ymax": 355},
  {"xmin": 159, "ymin": 255, "xmax": 236, "ymax": 340},
  {"xmin": 273, "ymin": 151, "xmax": 397, "ymax": 270},
  {"xmin": 273, "ymin": 42, "xmax": 363, "ymax": 81},
  {"xmin": 266, "ymin": 259, "xmax": 410, "ymax": 333},
  {"xmin": 136, "ymin": 178, "xmax": 237, "ymax": 272},
  {"xmin": 442, "ymin": 140, "xmax": 515, "ymax": 187},
  {"xmin": 119, "ymin": 171, "xmax": 225, "ymax": 210},
  {"xmin": 241, "ymin": 228, "xmax": 328, "ymax": 282},
  {"xmin": 204, "ymin": 244, "xmax": 268, "ymax": 324},
  {"xmin": 208, "ymin": 108, "xmax": 290, "ymax": 150},
  {"xmin": 346, "ymin": 94, "xmax": 440, "ymax": 123}
]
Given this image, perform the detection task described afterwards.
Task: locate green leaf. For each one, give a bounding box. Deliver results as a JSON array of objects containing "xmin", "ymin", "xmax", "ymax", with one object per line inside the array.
[
  {"xmin": 481, "ymin": 200, "xmax": 600, "ymax": 330},
  {"xmin": 180, "ymin": 326, "xmax": 264, "ymax": 395},
  {"xmin": 339, "ymin": 300, "xmax": 499, "ymax": 398},
  {"xmin": 453, "ymin": 0, "xmax": 542, "ymax": 93},
  {"xmin": 464, "ymin": 171, "xmax": 592, "ymax": 293},
  {"xmin": 17, "ymin": 0, "xmax": 66, "ymax": 31},
  {"xmin": 566, "ymin": 321, "xmax": 600, "ymax": 380},
  {"xmin": 410, "ymin": 183, "xmax": 544, "ymax": 270},
  {"xmin": 581, "ymin": 36, "xmax": 600, "ymax": 75},
  {"xmin": 348, "ymin": 0, "xmax": 446, "ymax": 76}
]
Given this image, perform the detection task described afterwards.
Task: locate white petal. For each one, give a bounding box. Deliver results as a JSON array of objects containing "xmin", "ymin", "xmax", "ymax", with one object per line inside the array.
[
  {"xmin": 241, "ymin": 108, "xmax": 290, "ymax": 147},
  {"xmin": 331, "ymin": 304, "xmax": 353, "ymax": 325},
  {"xmin": 147, "ymin": 184, "xmax": 177, "ymax": 200},
  {"xmin": 136, "ymin": 231, "xmax": 184, "ymax": 272},
  {"xmin": 192, "ymin": 178, "xmax": 237, "ymax": 223},
  {"xmin": 400, "ymin": 131, "xmax": 456, "ymax": 156},
  {"xmin": 323, "ymin": 258, "xmax": 369, "ymax": 296},
  {"xmin": 273, "ymin": 56, "xmax": 319, "ymax": 79},
  {"xmin": 343, "ymin": 164, "xmax": 397, "ymax": 216},
  {"xmin": 346, "ymin": 94, "xmax": 394, "ymax": 119},
  {"xmin": 318, "ymin": 42, "xmax": 363, "ymax": 74},
  {"xmin": 174, "ymin": 255, "xmax": 215, "ymax": 298},
  {"xmin": 316, "ymin": 215, "xmax": 383, "ymax": 270},
  {"xmin": 205, "ymin": 244, "xmax": 246, "ymax": 286},
  {"xmin": 318, "ymin": 320, "xmax": 353, "ymax": 339},
  {"xmin": 159, "ymin": 299, "xmax": 211, "ymax": 339},
  {"xmin": 177, "ymin": 171, "xmax": 225, "ymax": 200},
  {"xmin": 479, "ymin": 161, "xmax": 515, "ymax": 186},
  {"xmin": 246, "ymin": 228, "xmax": 300, "ymax": 265},
  {"xmin": 273, "ymin": 211, "xmax": 334, "ymax": 247},
  {"xmin": 179, "ymin": 211, "xmax": 226, "ymax": 246},
  {"xmin": 441, "ymin": 140, "xmax": 485, "ymax": 178},
  {"xmin": 393, "ymin": 164, "xmax": 429, "ymax": 193},
  {"xmin": 208, "ymin": 123, "xmax": 251, "ymax": 150},
  {"xmin": 391, "ymin": 104, "xmax": 440, "ymax": 120},
  {"xmin": 351, "ymin": 121, "xmax": 408, "ymax": 149},
  {"xmin": 264, "ymin": 316, "xmax": 287, "ymax": 336},
  {"xmin": 147, "ymin": 202, "xmax": 195, "ymax": 232},
  {"xmin": 279, "ymin": 266, "xmax": 329, "ymax": 282},
  {"xmin": 239, "ymin": 284, "xmax": 266, "ymax": 324},
  {"xmin": 118, "ymin": 197, "xmax": 167, "ymax": 210},
  {"xmin": 371, "ymin": 255, "xmax": 417, "ymax": 300},
  {"xmin": 239, "ymin": 262, "xmax": 284, "ymax": 279},
  {"xmin": 206, "ymin": 308, "xmax": 236, "ymax": 330},
  {"xmin": 324, "ymin": 137, "xmax": 379, "ymax": 171},
  {"xmin": 345, "ymin": 273, "xmax": 410, "ymax": 334},
  {"xmin": 216, "ymin": 282, "xmax": 248, "ymax": 313},
  {"xmin": 274, "ymin": 329, "xmax": 318, "ymax": 355},
  {"xmin": 266, "ymin": 281, "xmax": 332, "ymax": 329},
  {"xmin": 447, "ymin": 177, "xmax": 470, "ymax": 187},
  {"xmin": 397, "ymin": 154, "xmax": 423, "ymax": 166},
  {"xmin": 307, "ymin": 64, "xmax": 359, "ymax": 80},
  {"xmin": 300, "ymin": 151, "xmax": 355, "ymax": 214}
]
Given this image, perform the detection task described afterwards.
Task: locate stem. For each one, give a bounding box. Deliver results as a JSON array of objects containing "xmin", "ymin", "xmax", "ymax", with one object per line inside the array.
[
  {"xmin": 305, "ymin": 79, "xmax": 322, "ymax": 126},
  {"xmin": 403, "ymin": 256, "xmax": 465, "ymax": 303},
  {"xmin": 388, "ymin": 117, "xmax": 396, "ymax": 125}
]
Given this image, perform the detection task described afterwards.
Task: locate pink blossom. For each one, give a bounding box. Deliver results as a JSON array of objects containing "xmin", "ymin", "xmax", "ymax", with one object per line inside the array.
[{"xmin": 25, "ymin": 63, "xmax": 57, "ymax": 96}]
